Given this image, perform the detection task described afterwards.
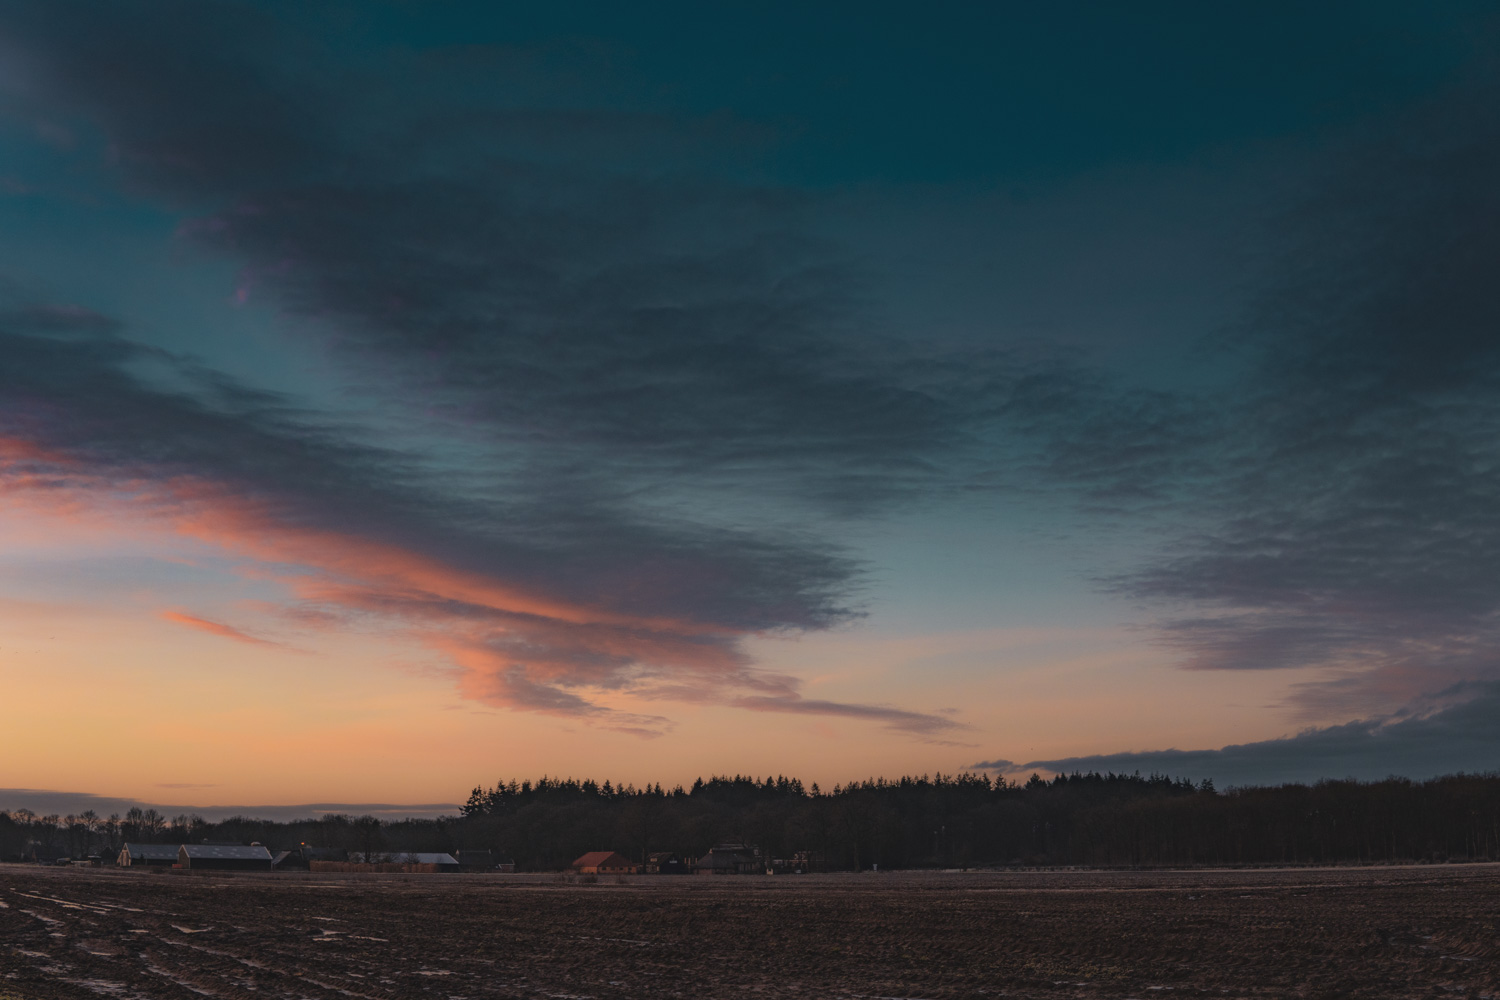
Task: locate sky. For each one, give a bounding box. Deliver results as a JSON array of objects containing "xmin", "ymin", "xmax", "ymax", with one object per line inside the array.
[{"xmin": 3, "ymin": 1, "xmax": 1500, "ymax": 816}]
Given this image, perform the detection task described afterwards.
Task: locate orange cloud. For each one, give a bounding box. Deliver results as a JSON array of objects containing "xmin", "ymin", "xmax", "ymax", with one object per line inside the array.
[
  {"xmin": 160, "ymin": 610, "xmax": 286, "ymax": 648},
  {"xmin": 2, "ymin": 451, "xmax": 956, "ymax": 739}
]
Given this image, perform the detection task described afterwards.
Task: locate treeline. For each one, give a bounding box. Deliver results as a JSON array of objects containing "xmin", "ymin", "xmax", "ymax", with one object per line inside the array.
[{"xmin": 5, "ymin": 771, "xmax": 1500, "ymax": 869}]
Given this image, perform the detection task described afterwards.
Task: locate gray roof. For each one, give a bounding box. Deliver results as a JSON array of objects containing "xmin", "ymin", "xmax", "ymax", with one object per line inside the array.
[
  {"xmin": 694, "ymin": 852, "xmax": 743, "ymax": 868},
  {"xmin": 122, "ymin": 843, "xmax": 180, "ymax": 859},
  {"xmin": 180, "ymin": 844, "xmax": 273, "ymax": 860}
]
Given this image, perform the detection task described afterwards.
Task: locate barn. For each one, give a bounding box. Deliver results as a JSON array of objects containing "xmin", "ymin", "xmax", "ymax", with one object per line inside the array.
[
  {"xmin": 570, "ymin": 851, "xmax": 637, "ymax": 874},
  {"xmin": 118, "ymin": 843, "xmax": 180, "ymax": 867},
  {"xmin": 178, "ymin": 844, "xmax": 274, "ymax": 870}
]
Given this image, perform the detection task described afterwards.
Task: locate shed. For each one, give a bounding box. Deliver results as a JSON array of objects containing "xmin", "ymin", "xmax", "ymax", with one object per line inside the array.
[
  {"xmin": 645, "ymin": 851, "xmax": 688, "ymax": 874},
  {"xmin": 178, "ymin": 844, "xmax": 273, "ymax": 870},
  {"xmin": 118, "ymin": 843, "xmax": 181, "ymax": 867},
  {"xmin": 570, "ymin": 851, "xmax": 637, "ymax": 874}
]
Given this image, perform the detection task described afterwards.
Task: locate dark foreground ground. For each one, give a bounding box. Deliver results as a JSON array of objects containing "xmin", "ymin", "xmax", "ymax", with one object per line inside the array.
[{"xmin": 2, "ymin": 863, "xmax": 1497, "ymax": 999}]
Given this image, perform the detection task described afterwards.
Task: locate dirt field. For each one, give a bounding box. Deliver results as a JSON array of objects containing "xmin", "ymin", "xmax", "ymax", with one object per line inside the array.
[{"xmin": 2, "ymin": 863, "xmax": 1497, "ymax": 999}]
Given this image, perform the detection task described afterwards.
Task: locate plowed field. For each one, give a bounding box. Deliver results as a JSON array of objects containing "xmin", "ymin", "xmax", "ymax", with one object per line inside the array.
[{"xmin": 2, "ymin": 863, "xmax": 1497, "ymax": 998}]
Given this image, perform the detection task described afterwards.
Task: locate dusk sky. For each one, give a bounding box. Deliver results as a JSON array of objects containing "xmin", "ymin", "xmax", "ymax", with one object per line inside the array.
[{"xmin": 3, "ymin": 1, "xmax": 1500, "ymax": 816}]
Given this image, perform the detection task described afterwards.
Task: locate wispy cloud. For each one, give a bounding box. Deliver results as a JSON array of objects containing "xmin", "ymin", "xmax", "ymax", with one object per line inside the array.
[
  {"xmin": 160, "ymin": 611, "xmax": 286, "ymax": 648},
  {"xmin": 730, "ymin": 695, "xmax": 962, "ymax": 739}
]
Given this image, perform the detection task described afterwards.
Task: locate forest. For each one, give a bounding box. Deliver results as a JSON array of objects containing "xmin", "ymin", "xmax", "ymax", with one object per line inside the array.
[{"xmin": 4, "ymin": 771, "xmax": 1499, "ymax": 870}]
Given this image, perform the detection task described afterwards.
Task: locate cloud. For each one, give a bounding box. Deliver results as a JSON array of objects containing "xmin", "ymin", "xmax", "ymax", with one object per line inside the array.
[
  {"xmin": 0, "ymin": 277, "xmax": 964, "ymax": 737},
  {"xmin": 160, "ymin": 611, "xmax": 287, "ymax": 648},
  {"xmin": 0, "ymin": 0, "xmax": 1034, "ymax": 738},
  {"xmin": 7, "ymin": 0, "xmax": 1499, "ymax": 765},
  {"xmin": 730, "ymin": 695, "xmax": 961, "ymax": 739},
  {"xmin": 968, "ymin": 758, "xmax": 1015, "ymax": 771},
  {"xmin": 1005, "ymin": 682, "xmax": 1500, "ymax": 786},
  {"xmin": 1099, "ymin": 65, "xmax": 1500, "ymax": 721}
]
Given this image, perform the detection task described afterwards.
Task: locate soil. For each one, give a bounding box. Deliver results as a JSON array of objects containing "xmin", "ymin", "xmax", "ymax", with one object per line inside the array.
[{"xmin": 2, "ymin": 862, "xmax": 1497, "ymax": 999}]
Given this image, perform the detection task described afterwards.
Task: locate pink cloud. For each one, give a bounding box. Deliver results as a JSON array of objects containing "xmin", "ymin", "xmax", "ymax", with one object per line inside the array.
[
  {"xmin": 160, "ymin": 610, "xmax": 285, "ymax": 648},
  {"xmin": 2, "ymin": 447, "xmax": 957, "ymax": 739}
]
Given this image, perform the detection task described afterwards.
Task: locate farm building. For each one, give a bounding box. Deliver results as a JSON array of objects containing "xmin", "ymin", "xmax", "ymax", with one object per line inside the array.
[
  {"xmin": 693, "ymin": 843, "xmax": 764, "ymax": 875},
  {"xmin": 645, "ymin": 851, "xmax": 689, "ymax": 874},
  {"xmin": 118, "ymin": 843, "xmax": 180, "ymax": 867},
  {"xmin": 570, "ymin": 851, "xmax": 637, "ymax": 874},
  {"xmin": 178, "ymin": 844, "xmax": 274, "ymax": 870},
  {"xmin": 271, "ymin": 845, "xmax": 348, "ymax": 870}
]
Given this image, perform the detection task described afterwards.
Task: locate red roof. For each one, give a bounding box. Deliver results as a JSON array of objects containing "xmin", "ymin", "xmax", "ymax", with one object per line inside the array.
[{"xmin": 571, "ymin": 851, "xmax": 631, "ymax": 868}]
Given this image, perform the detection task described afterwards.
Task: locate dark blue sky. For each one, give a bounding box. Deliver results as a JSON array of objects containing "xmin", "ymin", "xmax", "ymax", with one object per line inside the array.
[{"xmin": 350, "ymin": 1, "xmax": 1480, "ymax": 182}]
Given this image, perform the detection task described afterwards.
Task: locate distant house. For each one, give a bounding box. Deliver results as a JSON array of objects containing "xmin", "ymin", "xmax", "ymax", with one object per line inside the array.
[
  {"xmin": 570, "ymin": 851, "xmax": 637, "ymax": 874},
  {"xmin": 693, "ymin": 843, "xmax": 763, "ymax": 875},
  {"xmin": 644, "ymin": 851, "xmax": 689, "ymax": 874},
  {"xmin": 118, "ymin": 843, "xmax": 180, "ymax": 867},
  {"xmin": 178, "ymin": 844, "xmax": 274, "ymax": 871}
]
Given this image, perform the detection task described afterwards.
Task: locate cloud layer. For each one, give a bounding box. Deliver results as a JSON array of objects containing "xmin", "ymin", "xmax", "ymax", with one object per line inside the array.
[
  {"xmin": 2, "ymin": 1, "xmax": 1499, "ymax": 768},
  {"xmin": 0, "ymin": 0, "xmax": 987, "ymax": 737},
  {"xmin": 983, "ymin": 683, "xmax": 1500, "ymax": 787},
  {"xmin": 1118, "ymin": 78, "xmax": 1500, "ymax": 718}
]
